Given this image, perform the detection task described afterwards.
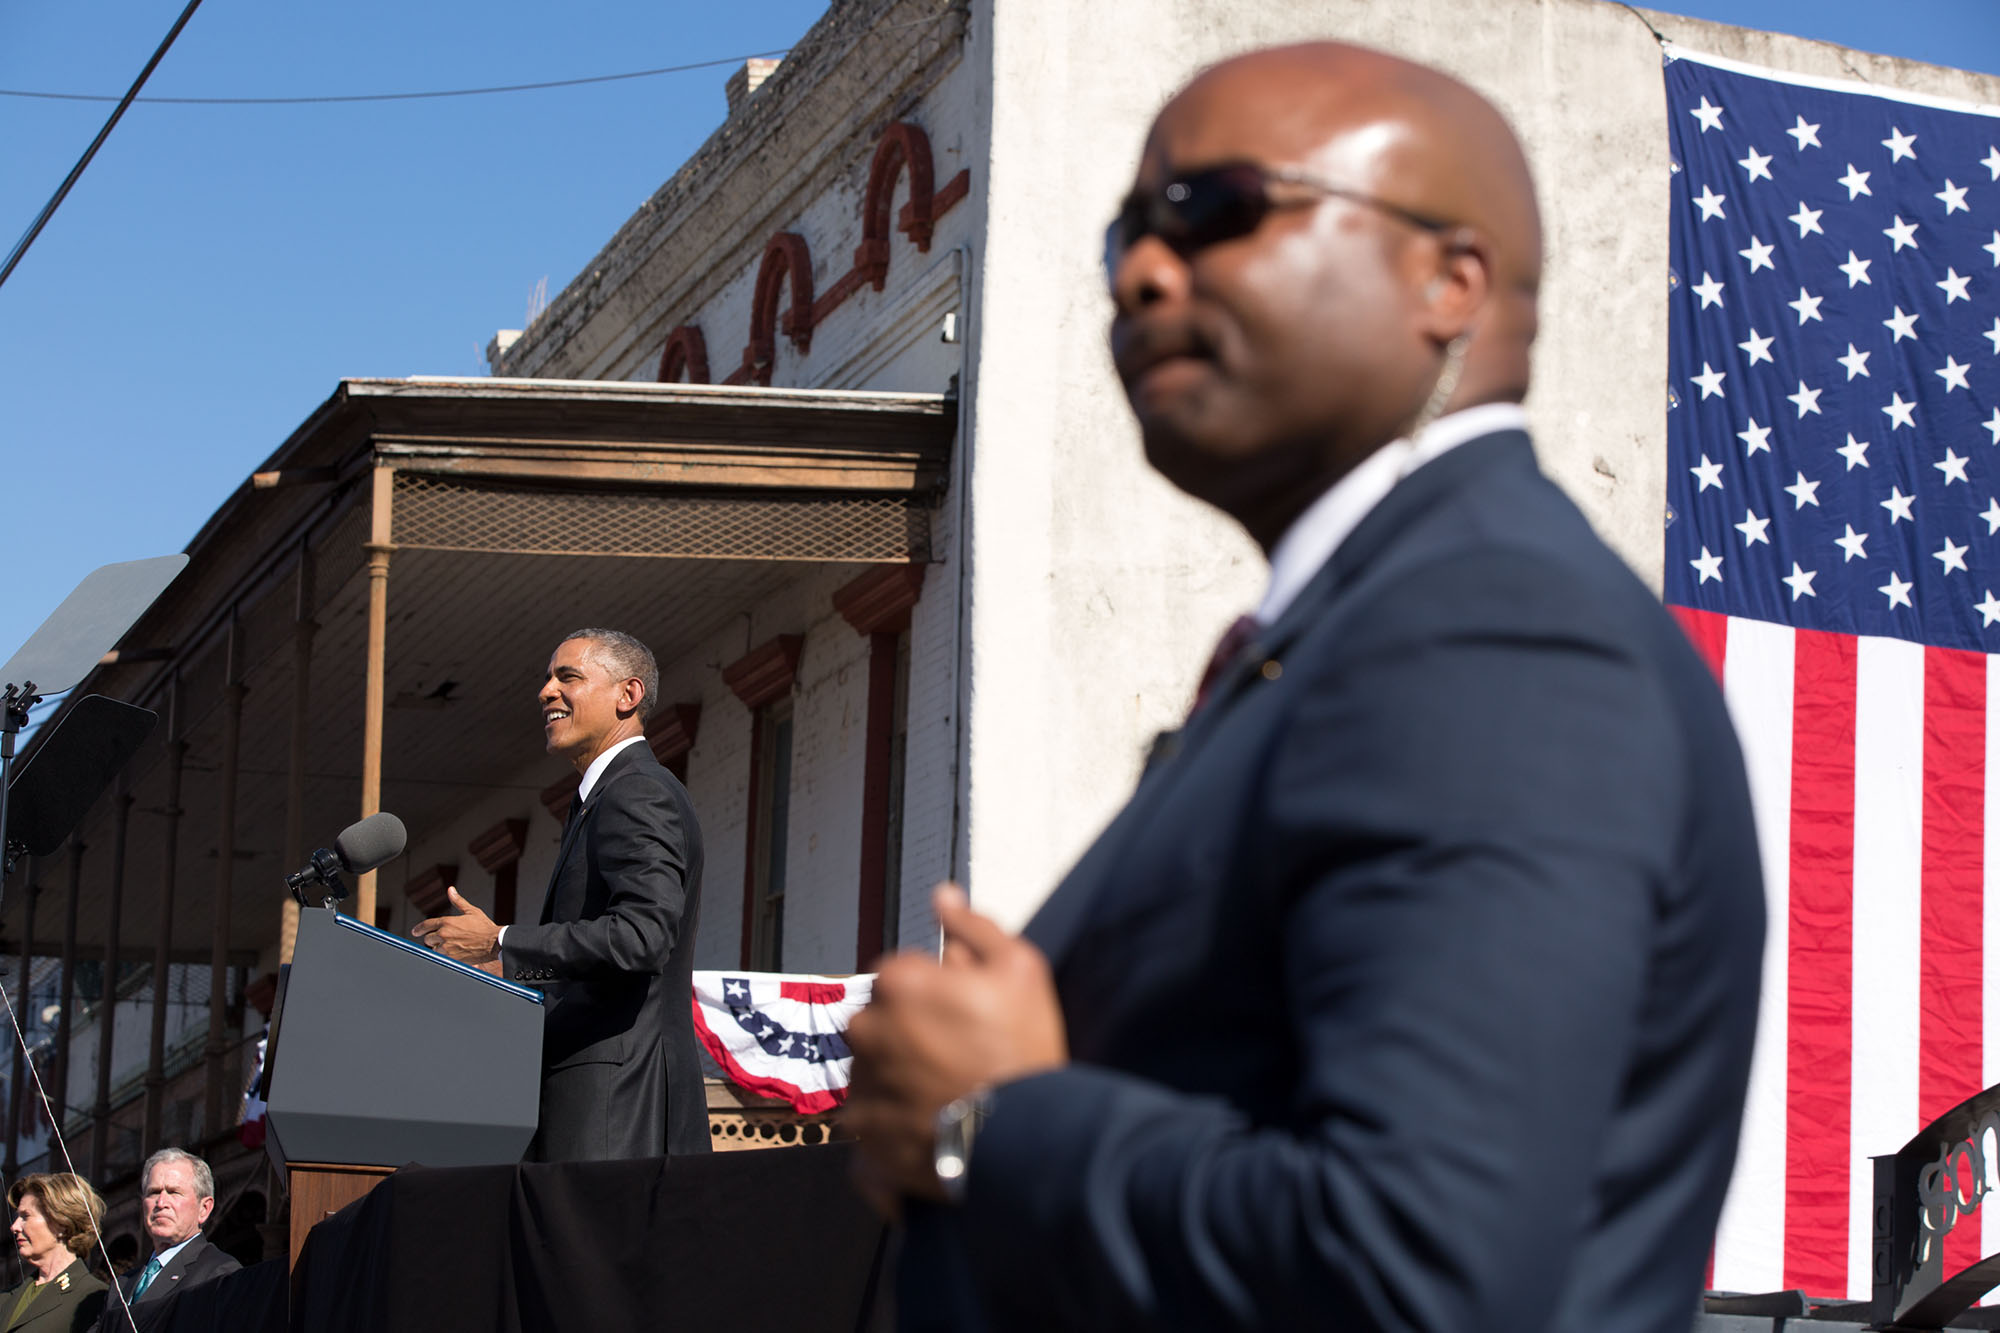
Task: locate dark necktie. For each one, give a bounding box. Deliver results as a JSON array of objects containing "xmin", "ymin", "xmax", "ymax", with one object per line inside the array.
[
  {"xmin": 133, "ymin": 1254, "xmax": 163, "ymax": 1299},
  {"xmin": 1189, "ymin": 614, "xmax": 1260, "ymax": 719}
]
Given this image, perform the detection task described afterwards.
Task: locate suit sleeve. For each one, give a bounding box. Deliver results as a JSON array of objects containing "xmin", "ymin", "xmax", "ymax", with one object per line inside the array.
[
  {"xmin": 501, "ymin": 772, "xmax": 694, "ymax": 980},
  {"xmin": 955, "ymin": 552, "xmax": 1691, "ymax": 1331}
]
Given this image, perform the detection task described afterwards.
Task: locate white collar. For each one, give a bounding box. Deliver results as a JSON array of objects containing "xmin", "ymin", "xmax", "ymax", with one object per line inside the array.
[
  {"xmin": 1255, "ymin": 403, "xmax": 1529, "ymax": 625},
  {"xmin": 577, "ymin": 734, "xmax": 647, "ymax": 803}
]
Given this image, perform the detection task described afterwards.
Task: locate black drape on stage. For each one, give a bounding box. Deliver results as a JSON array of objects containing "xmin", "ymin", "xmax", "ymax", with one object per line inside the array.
[
  {"xmin": 102, "ymin": 1143, "xmax": 885, "ymax": 1333},
  {"xmin": 293, "ymin": 1143, "xmax": 887, "ymax": 1333}
]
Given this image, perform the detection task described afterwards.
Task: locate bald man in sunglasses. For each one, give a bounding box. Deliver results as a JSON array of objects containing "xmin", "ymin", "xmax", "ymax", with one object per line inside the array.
[{"xmin": 846, "ymin": 41, "xmax": 1762, "ymax": 1333}]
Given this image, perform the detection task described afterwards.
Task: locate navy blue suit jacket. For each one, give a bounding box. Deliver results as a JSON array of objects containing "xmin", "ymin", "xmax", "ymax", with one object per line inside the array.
[{"xmin": 903, "ymin": 431, "xmax": 1764, "ymax": 1331}]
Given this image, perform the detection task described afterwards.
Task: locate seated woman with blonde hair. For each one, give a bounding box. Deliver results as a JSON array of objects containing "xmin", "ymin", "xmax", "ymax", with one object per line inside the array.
[{"xmin": 2, "ymin": 1174, "xmax": 106, "ymax": 1331}]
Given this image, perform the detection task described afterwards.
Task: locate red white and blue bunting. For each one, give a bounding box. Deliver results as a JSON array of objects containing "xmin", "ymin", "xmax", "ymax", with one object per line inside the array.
[{"xmin": 691, "ymin": 971, "xmax": 873, "ymax": 1114}]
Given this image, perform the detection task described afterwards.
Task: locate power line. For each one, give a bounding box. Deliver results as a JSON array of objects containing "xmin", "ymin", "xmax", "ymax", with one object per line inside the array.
[
  {"xmin": 0, "ymin": 0, "xmax": 207, "ymax": 295},
  {"xmin": 0, "ymin": 49, "xmax": 790, "ymax": 107}
]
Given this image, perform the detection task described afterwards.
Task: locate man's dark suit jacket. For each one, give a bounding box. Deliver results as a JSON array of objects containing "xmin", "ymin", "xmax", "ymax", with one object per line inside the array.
[
  {"xmin": 503, "ymin": 739, "xmax": 709, "ymax": 1161},
  {"xmin": 904, "ymin": 430, "xmax": 1765, "ymax": 1331},
  {"xmin": 111, "ymin": 1235, "xmax": 240, "ymax": 1311}
]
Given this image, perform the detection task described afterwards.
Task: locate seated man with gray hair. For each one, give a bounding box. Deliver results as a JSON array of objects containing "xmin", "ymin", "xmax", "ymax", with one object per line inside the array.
[{"xmin": 111, "ymin": 1148, "xmax": 240, "ymax": 1310}]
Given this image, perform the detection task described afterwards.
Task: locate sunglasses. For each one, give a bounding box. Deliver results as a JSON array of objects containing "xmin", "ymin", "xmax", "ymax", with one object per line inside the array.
[{"xmin": 1104, "ymin": 162, "xmax": 1457, "ymax": 288}]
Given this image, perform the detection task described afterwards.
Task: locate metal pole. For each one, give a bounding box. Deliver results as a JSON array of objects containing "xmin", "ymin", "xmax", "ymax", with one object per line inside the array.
[
  {"xmin": 49, "ymin": 839, "xmax": 83, "ymax": 1144},
  {"xmin": 6, "ymin": 862, "xmax": 38, "ymax": 1177}
]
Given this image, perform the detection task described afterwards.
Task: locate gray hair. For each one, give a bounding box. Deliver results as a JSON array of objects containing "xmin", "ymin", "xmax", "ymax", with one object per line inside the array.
[
  {"xmin": 561, "ymin": 628, "xmax": 658, "ymax": 718},
  {"xmin": 142, "ymin": 1147, "xmax": 214, "ymax": 1200}
]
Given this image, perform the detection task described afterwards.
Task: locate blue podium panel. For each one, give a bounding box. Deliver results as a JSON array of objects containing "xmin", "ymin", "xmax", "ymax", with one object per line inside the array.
[{"xmin": 265, "ymin": 907, "xmax": 544, "ymax": 1168}]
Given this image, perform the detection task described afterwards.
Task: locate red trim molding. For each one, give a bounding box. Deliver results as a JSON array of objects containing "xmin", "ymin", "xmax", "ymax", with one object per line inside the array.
[
  {"xmin": 404, "ymin": 863, "xmax": 459, "ymax": 917},
  {"xmin": 645, "ymin": 702, "xmax": 702, "ymax": 765},
  {"xmin": 723, "ymin": 636, "xmax": 804, "ymax": 710},
  {"xmin": 469, "ymin": 819, "xmax": 528, "ymax": 873},
  {"xmin": 656, "ymin": 325, "xmax": 710, "ymax": 384},
  {"xmin": 834, "ymin": 564, "xmax": 925, "ymax": 636},
  {"xmin": 931, "ymin": 167, "xmax": 970, "ymax": 217},
  {"xmin": 539, "ymin": 776, "xmax": 577, "ymax": 823}
]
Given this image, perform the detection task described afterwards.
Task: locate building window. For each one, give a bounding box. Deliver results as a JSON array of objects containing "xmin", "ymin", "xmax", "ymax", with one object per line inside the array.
[{"xmin": 750, "ymin": 700, "xmax": 794, "ymax": 971}]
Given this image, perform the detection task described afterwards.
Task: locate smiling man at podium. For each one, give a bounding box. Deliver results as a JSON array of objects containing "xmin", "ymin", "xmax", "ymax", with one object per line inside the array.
[{"xmin": 414, "ymin": 628, "xmax": 710, "ymax": 1161}]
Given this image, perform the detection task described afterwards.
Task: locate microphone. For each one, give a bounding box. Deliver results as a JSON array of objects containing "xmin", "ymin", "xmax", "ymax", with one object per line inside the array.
[{"xmin": 287, "ymin": 812, "xmax": 408, "ymax": 909}]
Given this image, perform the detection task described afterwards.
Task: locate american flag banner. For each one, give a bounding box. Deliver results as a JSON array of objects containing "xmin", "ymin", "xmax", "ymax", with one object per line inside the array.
[
  {"xmin": 691, "ymin": 971, "xmax": 872, "ymax": 1114},
  {"xmin": 1662, "ymin": 47, "xmax": 2000, "ymax": 1298}
]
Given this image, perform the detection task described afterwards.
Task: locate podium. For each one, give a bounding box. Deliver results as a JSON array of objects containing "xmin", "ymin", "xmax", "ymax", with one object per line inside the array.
[{"xmin": 263, "ymin": 907, "xmax": 543, "ymax": 1263}]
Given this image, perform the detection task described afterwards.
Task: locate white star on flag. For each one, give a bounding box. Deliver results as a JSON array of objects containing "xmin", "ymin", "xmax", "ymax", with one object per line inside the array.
[
  {"xmin": 1791, "ymin": 202, "xmax": 1825, "ymax": 237},
  {"xmin": 1980, "ymin": 590, "xmax": 2000, "ymax": 626},
  {"xmin": 1882, "ymin": 127, "xmax": 1918, "ymax": 161},
  {"xmin": 1837, "ymin": 433, "xmax": 1871, "ymax": 469},
  {"xmin": 1985, "ymin": 233, "xmax": 2000, "ymax": 266},
  {"xmin": 1739, "ymin": 236, "xmax": 1776, "ymax": 271},
  {"xmin": 1838, "ymin": 163, "xmax": 1872, "ymax": 198},
  {"xmin": 1937, "ymin": 448, "xmax": 1970, "ymax": 485},
  {"xmin": 1739, "ymin": 329, "xmax": 1775, "ymax": 365},
  {"xmin": 1937, "ymin": 357, "xmax": 1970, "ymax": 392},
  {"xmin": 1882, "ymin": 487, "xmax": 1915, "ymax": 523},
  {"xmin": 1884, "ymin": 216, "xmax": 1920, "ymax": 251},
  {"xmin": 1740, "ymin": 419, "xmax": 1773, "ymax": 455},
  {"xmin": 1936, "ymin": 179, "xmax": 1969, "ymax": 214},
  {"xmin": 1884, "ymin": 393, "xmax": 1916, "ymax": 429},
  {"xmin": 1739, "ymin": 147, "xmax": 1774, "ymax": 181},
  {"xmin": 1987, "ymin": 407, "xmax": 2000, "ymax": 444},
  {"xmin": 1879, "ymin": 569, "xmax": 1915, "ymax": 608},
  {"xmin": 1836, "ymin": 524, "xmax": 1870, "ymax": 561},
  {"xmin": 1690, "ymin": 546, "xmax": 1724, "ymax": 583},
  {"xmin": 1884, "ymin": 306, "xmax": 1919, "ymax": 341},
  {"xmin": 1937, "ymin": 269, "xmax": 1970, "ymax": 303},
  {"xmin": 1693, "ymin": 362, "xmax": 1728, "ymax": 399},
  {"xmin": 1788, "ymin": 380, "xmax": 1822, "ymax": 417},
  {"xmin": 1986, "ymin": 145, "xmax": 2000, "ymax": 178},
  {"xmin": 1692, "ymin": 272, "xmax": 1726, "ymax": 308},
  {"xmin": 1791, "ymin": 287, "xmax": 1825, "ymax": 323},
  {"xmin": 1695, "ymin": 185, "xmax": 1728, "ymax": 220},
  {"xmin": 1935, "ymin": 537, "xmax": 1970, "ymax": 575},
  {"xmin": 1737, "ymin": 509, "xmax": 1772, "ymax": 545},
  {"xmin": 1691, "ymin": 456, "xmax": 1725, "ymax": 491},
  {"xmin": 1787, "ymin": 115, "xmax": 1821, "ymax": 150},
  {"xmin": 1784, "ymin": 562, "xmax": 1818, "ymax": 599},
  {"xmin": 1838, "ymin": 251, "xmax": 1873, "ymax": 286},
  {"xmin": 1837, "ymin": 344, "xmax": 1871, "ymax": 380},
  {"xmin": 1984, "ymin": 498, "xmax": 2000, "ymax": 535},
  {"xmin": 1785, "ymin": 471, "xmax": 1821, "ymax": 508},
  {"xmin": 1691, "ymin": 97, "xmax": 1724, "ymax": 132}
]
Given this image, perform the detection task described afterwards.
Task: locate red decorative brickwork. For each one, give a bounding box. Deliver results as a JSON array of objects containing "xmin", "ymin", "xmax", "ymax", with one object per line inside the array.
[
  {"xmin": 404, "ymin": 863, "xmax": 459, "ymax": 917},
  {"xmin": 834, "ymin": 564, "xmax": 925, "ymax": 636},
  {"xmin": 668, "ymin": 123, "xmax": 971, "ymax": 395},
  {"xmin": 656, "ymin": 325, "xmax": 710, "ymax": 384},
  {"xmin": 855, "ymin": 122, "xmax": 937, "ymax": 290},
  {"xmin": 645, "ymin": 703, "xmax": 702, "ymax": 765},
  {"xmin": 723, "ymin": 635, "xmax": 804, "ymax": 710},
  {"xmin": 745, "ymin": 233, "xmax": 815, "ymax": 384}
]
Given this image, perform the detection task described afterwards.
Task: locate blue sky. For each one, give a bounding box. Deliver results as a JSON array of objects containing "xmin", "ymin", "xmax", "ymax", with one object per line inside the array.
[{"xmin": 0, "ymin": 0, "xmax": 1994, "ymax": 707}]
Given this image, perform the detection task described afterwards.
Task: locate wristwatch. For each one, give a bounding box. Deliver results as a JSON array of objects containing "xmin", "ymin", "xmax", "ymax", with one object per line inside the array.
[{"xmin": 932, "ymin": 1088, "xmax": 993, "ymax": 1201}]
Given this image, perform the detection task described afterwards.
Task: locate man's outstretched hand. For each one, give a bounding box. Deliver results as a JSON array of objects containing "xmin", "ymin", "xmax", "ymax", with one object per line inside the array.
[
  {"xmin": 413, "ymin": 887, "xmax": 501, "ymax": 967},
  {"xmin": 843, "ymin": 885, "xmax": 1068, "ymax": 1216}
]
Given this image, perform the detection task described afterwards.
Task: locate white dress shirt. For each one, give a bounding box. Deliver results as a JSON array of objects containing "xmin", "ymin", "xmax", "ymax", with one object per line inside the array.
[{"xmin": 1256, "ymin": 403, "xmax": 1530, "ymax": 626}]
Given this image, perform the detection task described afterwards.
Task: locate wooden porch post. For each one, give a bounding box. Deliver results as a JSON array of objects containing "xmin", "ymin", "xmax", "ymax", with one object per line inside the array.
[
  {"xmin": 144, "ymin": 680, "xmax": 183, "ymax": 1155},
  {"xmin": 90, "ymin": 782, "xmax": 130, "ymax": 1182},
  {"xmin": 204, "ymin": 619, "xmax": 245, "ymax": 1139},
  {"xmin": 358, "ymin": 466, "xmax": 395, "ymax": 925},
  {"xmin": 282, "ymin": 550, "xmax": 317, "ymax": 964}
]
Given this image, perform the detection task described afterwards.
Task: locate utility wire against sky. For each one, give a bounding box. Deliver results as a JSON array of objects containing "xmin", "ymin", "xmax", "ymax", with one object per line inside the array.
[
  {"xmin": 0, "ymin": 0, "xmax": 207, "ymax": 295},
  {"xmin": 0, "ymin": 48, "xmax": 792, "ymax": 106}
]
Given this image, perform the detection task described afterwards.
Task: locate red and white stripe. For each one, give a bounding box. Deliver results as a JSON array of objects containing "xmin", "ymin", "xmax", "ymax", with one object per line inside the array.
[{"xmin": 1676, "ymin": 608, "xmax": 1996, "ymax": 1298}]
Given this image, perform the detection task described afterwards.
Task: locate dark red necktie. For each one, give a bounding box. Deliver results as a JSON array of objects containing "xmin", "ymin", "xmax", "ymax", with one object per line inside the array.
[{"xmin": 1189, "ymin": 614, "xmax": 1259, "ymax": 719}]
